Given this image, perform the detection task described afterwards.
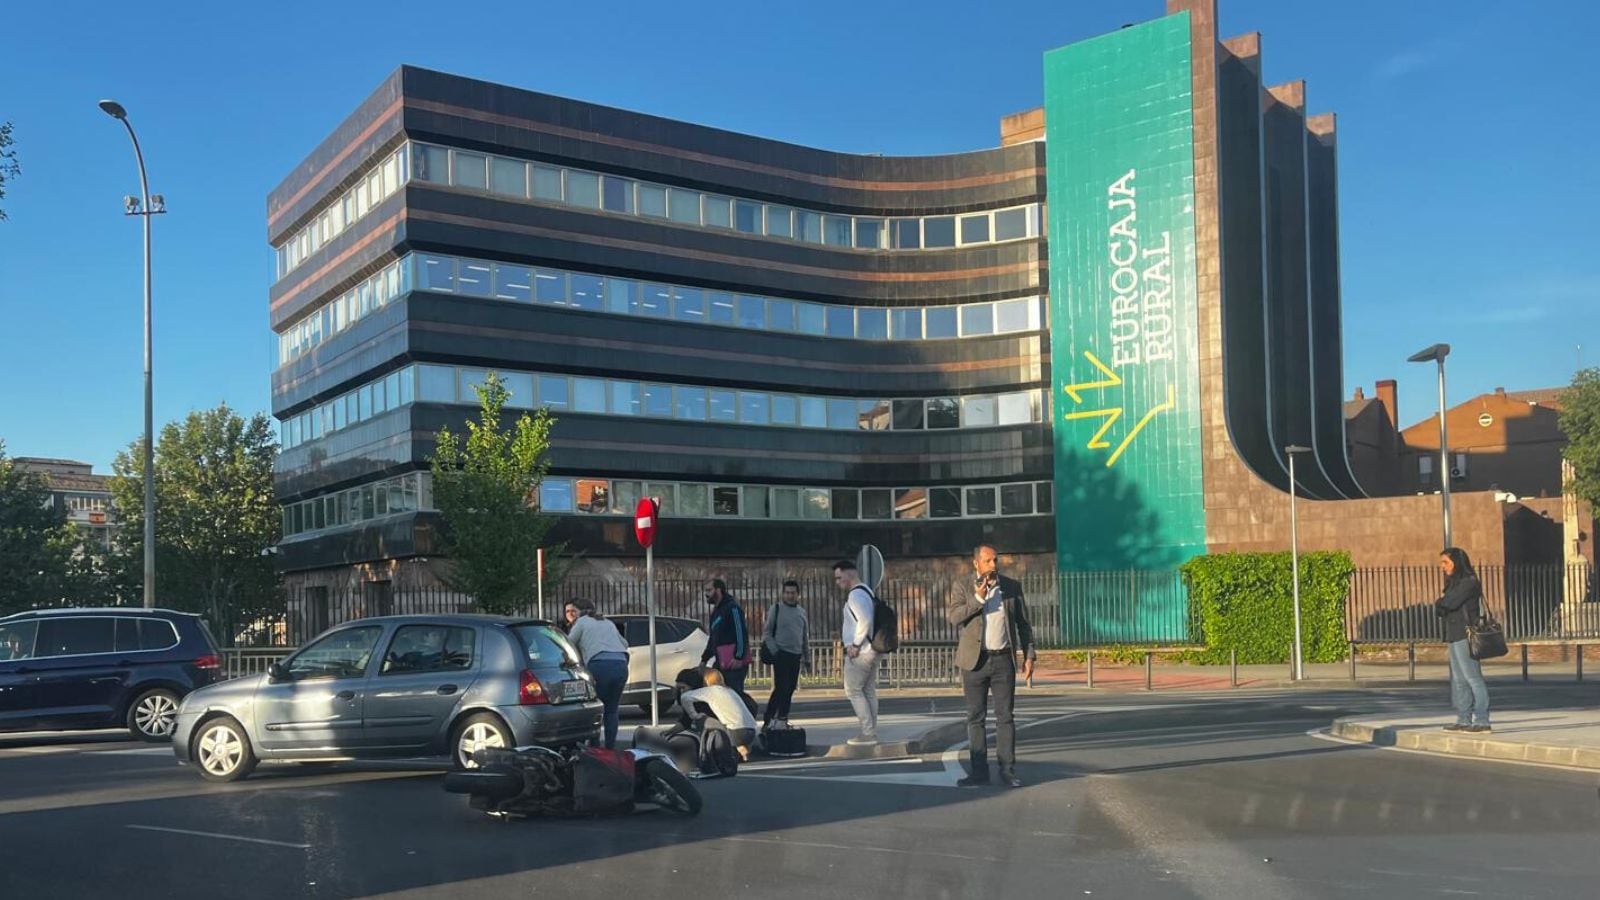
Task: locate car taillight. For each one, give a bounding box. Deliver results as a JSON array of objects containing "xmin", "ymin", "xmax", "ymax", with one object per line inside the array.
[
  {"xmin": 194, "ymin": 655, "xmax": 221, "ymax": 671},
  {"xmin": 519, "ymin": 670, "xmax": 549, "ymax": 705}
]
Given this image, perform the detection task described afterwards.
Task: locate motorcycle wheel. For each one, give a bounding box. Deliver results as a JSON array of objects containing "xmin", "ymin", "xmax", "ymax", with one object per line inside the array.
[
  {"xmin": 640, "ymin": 759, "xmax": 702, "ymax": 817},
  {"xmin": 443, "ymin": 768, "xmax": 522, "ymax": 799}
]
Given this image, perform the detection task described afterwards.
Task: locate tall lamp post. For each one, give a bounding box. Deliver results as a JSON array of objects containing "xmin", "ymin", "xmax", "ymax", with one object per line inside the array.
[
  {"xmin": 1285, "ymin": 444, "xmax": 1312, "ymax": 681},
  {"xmin": 99, "ymin": 99, "xmax": 166, "ymax": 608},
  {"xmin": 1408, "ymin": 343, "xmax": 1452, "ymax": 550}
]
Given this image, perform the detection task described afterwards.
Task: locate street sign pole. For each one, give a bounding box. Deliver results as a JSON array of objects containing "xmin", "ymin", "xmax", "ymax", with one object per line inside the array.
[
  {"xmin": 536, "ymin": 547, "xmax": 545, "ymax": 621},
  {"xmin": 635, "ymin": 498, "xmax": 661, "ymax": 727}
]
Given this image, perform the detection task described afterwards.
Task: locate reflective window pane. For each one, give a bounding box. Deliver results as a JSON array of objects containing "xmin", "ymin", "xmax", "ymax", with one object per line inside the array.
[
  {"xmin": 802, "ymin": 488, "xmax": 831, "ymax": 519},
  {"xmin": 965, "ymin": 486, "xmax": 997, "ymax": 516},
  {"xmin": 639, "ymin": 284, "xmax": 671, "ymax": 318},
  {"xmin": 796, "ymin": 303, "xmax": 826, "ymax": 335},
  {"xmin": 825, "ymin": 306, "xmax": 854, "ymax": 338},
  {"xmin": 534, "ymin": 269, "xmax": 567, "ymax": 304},
  {"xmin": 826, "ymin": 398, "xmax": 856, "ymax": 430},
  {"xmin": 1000, "ymin": 483, "xmax": 1034, "ymax": 516},
  {"xmin": 767, "ymin": 299, "xmax": 795, "ymax": 332},
  {"xmin": 419, "ymin": 254, "xmax": 456, "ymax": 292},
  {"xmin": 995, "ymin": 298, "xmax": 1032, "ymax": 333},
  {"xmin": 773, "ymin": 488, "xmax": 800, "ymax": 519},
  {"xmin": 891, "ymin": 308, "xmax": 922, "ymax": 339},
  {"xmin": 923, "ymin": 216, "xmax": 956, "ymax": 248},
  {"xmin": 502, "ymin": 373, "xmax": 535, "ymax": 409},
  {"xmin": 558, "ymin": 171, "xmax": 596, "ymax": 209},
  {"xmin": 535, "ymin": 375, "xmax": 567, "ymax": 410},
  {"xmin": 413, "ymin": 144, "xmax": 449, "ymax": 183},
  {"xmin": 998, "ymin": 391, "xmax": 1033, "ymax": 425},
  {"xmin": 800, "ymin": 397, "xmax": 826, "ymax": 428},
  {"xmin": 739, "ymin": 392, "xmax": 769, "ymax": 425},
  {"xmin": 961, "ymin": 395, "xmax": 998, "ymax": 427},
  {"xmin": 643, "ymin": 384, "xmax": 673, "ymax": 417},
  {"xmin": 573, "ymin": 378, "xmax": 606, "ymax": 413},
  {"xmin": 926, "ymin": 398, "xmax": 959, "ymax": 429},
  {"xmin": 892, "ymin": 399, "xmax": 925, "ymax": 430},
  {"xmin": 737, "ymin": 296, "xmax": 765, "ymax": 330},
  {"xmin": 678, "ymin": 483, "xmax": 709, "ymax": 517},
  {"xmin": 569, "ymin": 274, "xmax": 604, "ymax": 311},
  {"xmin": 823, "ymin": 215, "xmax": 852, "ymax": 247},
  {"xmin": 704, "ymin": 195, "xmax": 732, "ymax": 228},
  {"xmin": 494, "ymin": 263, "xmax": 533, "ymax": 302},
  {"xmin": 646, "ymin": 483, "xmax": 676, "ymax": 516},
  {"xmin": 861, "ymin": 489, "xmax": 892, "ymax": 520},
  {"xmin": 668, "ymin": 188, "xmax": 701, "ymax": 224},
  {"xmin": 610, "ymin": 381, "xmax": 640, "ymax": 416},
  {"xmin": 930, "ymin": 487, "xmax": 962, "ymax": 518},
  {"xmin": 764, "ymin": 205, "xmax": 793, "ymax": 239},
  {"xmin": 708, "ymin": 292, "xmax": 736, "ymax": 325},
  {"xmin": 605, "ymin": 278, "xmax": 638, "ymax": 315},
  {"xmin": 638, "ymin": 183, "xmax": 667, "ymax": 218},
  {"xmin": 709, "ymin": 390, "xmax": 737, "ymax": 422},
  {"xmin": 855, "ymin": 218, "xmax": 884, "ymax": 249},
  {"xmin": 610, "ymin": 480, "xmax": 640, "ymax": 514},
  {"xmin": 831, "ymin": 489, "xmax": 859, "ymax": 520},
  {"xmin": 994, "ymin": 207, "xmax": 1028, "ymax": 241},
  {"xmin": 491, "ymin": 157, "xmax": 526, "ymax": 197},
  {"xmin": 960, "ymin": 303, "xmax": 995, "ymax": 336},
  {"xmin": 734, "ymin": 200, "xmax": 761, "ymax": 233},
  {"xmin": 713, "ymin": 486, "xmax": 740, "ymax": 516},
  {"xmin": 532, "ymin": 166, "xmax": 563, "ymax": 201},
  {"xmin": 925, "ymin": 306, "xmax": 958, "ymax": 339},
  {"xmin": 743, "ymin": 486, "xmax": 770, "ymax": 518},
  {"xmin": 576, "ymin": 479, "xmax": 609, "ymax": 514},
  {"xmin": 673, "ymin": 286, "xmax": 706, "ymax": 322},
  {"xmin": 540, "ymin": 479, "xmax": 575, "ymax": 513},
  {"xmin": 895, "ymin": 488, "xmax": 927, "ymax": 519},
  {"xmin": 1036, "ymin": 483, "xmax": 1053, "ymax": 514},
  {"xmin": 856, "ymin": 307, "xmax": 888, "ymax": 340},
  {"xmin": 892, "ymin": 218, "xmax": 921, "ymax": 249},
  {"xmin": 859, "ymin": 400, "xmax": 891, "ymax": 431},
  {"xmin": 959, "ymin": 213, "xmax": 991, "ymax": 245},
  {"xmin": 675, "ymin": 386, "xmax": 707, "ymax": 420},
  {"xmin": 770, "ymin": 395, "xmax": 798, "ymax": 426},
  {"xmin": 458, "ymin": 260, "xmax": 492, "ymax": 297},
  {"xmin": 602, "ymin": 176, "xmax": 635, "ymax": 213},
  {"xmin": 796, "ymin": 210, "xmax": 821, "ymax": 243},
  {"xmin": 453, "ymin": 152, "xmax": 487, "ymax": 189}
]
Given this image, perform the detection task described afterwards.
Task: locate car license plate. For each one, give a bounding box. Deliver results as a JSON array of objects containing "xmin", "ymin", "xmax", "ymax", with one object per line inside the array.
[{"xmin": 561, "ymin": 680, "xmax": 589, "ymax": 702}]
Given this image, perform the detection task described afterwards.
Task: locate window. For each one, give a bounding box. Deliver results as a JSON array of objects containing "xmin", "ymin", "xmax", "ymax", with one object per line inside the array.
[
  {"xmin": 565, "ymin": 171, "xmax": 600, "ymax": 208},
  {"xmin": 923, "ymin": 216, "xmax": 956, "ymax": 248},
  {"xmin": 796, "ymin": 303, "xmax": 826, "ymax": 335},
  {"xmin": 382, "ymin": 625, "xmax": 475, "ymax": 674},
  {"xmin": 995, "ymin": 207, "xmax": 1029, "ymax": 241},
  {"xmin": 895, "ymin": 488, "xmax": 928, "ymax": 519},
  {"xmin": 418, "ymin": 254, "xmax": 456, "ymax": 292},
  {"xmin": 643, "ymin": 384, "xmax": 673, "ymax": 417},
  {"xmin": 704, "ymin": 195, "xmax": 733, "ymax": 228},
  {"xmin": 927, "ymin": 398, "xmax": 960, "ymax": 429},
  {"xmin": 1419, "ymin": 455, "xmax": 1435, "ymax": 484},
  {"xmin": 768, "ymin": 299, "xmax": 795, "ymax": 331},
  {"xmin": 796, "ymin": 210, "xmax": 821, "ymax": 243},
  {"xmin": 773, "ymin": 488, "xmax": 800, "ymax": 519},
  {"xmin": 892, "ymin": 218, "xmax": 921, "ymax": 249},
  {"xmin": 892, "ymin": 399, "xmax": 925, "ymax": 430},
  {"xmin": 859, "ymin": 400, "xmax": 891, "ymax": 431},
  {"xmin": 709, "ymin": 390, "xmax": 738, "ymax": 422},
  {"xmin": 961, "ymin": 303, "xmax": 995, "ymax": 336},
  {"xmin": 602, "ymin": 176, "xmax": 635, "ymax": 214},
  {"xmin": 998, "ymin": 391, "xmax": 1036, "ymax": 425},
  {"xmin": 573, "ymin": 378, "xmax": 606, "ymax": 414},
  {"xmin": 538, "ymin": 375, "xmax": 569, "ymax": 410},
  {"xmin": 826, "ymin": 398, "xmax": 857, "ymax": 430},
  {"xmin": 610, "ymin": 381, "xmax": 641, "ymax": 416},
  {"xmin": 959, "ymin": 213, "xmax": 991, "ymax": 245},
  {"xmin": 1036, "ymin": 483, "xmax": 1053, "ymax": 514},
  {"xmin": 639, "ymin": 284, "xmax": 671, "ymax": 318},
  {"xmin": 995, "ymin": 298, "xmax": 1033, "ymax": 333},
  {"xmin": 708, "ymin": 292, "xmax": 736, "ymax": 325},
  {"xmin": 532, "ymin": 166, "xmax": 563, "ymax": 201},
  {"xmin": 675, "ymin": 386, "xmax": 708, "ymax": 420},
  {"xmin": 830, "ymin": 489, "xmax": 859, "ymax": 520},
  {"xmin": 802, "ymin": 488, "xmax": 831, "ymax": 519},
  {"xmin": 606, "ymin": 278, "xmax": 638, "ymax": 314},
  {"xmin": 540, "ymin": 479, "xmax": 575, "ymax": 513},
  {"xmin": 826, "ymin": 306, "xmax": 855, "ymax": 338},
  {"xmin": 742, "ymin": 486, "xmax": 769, "ymax": 518},
  {"xmin": 114, "ymin": 618, "xmax": 141, "ymax": 653},
  {"xmin": 856, "ymin": 218, "xmax": 884, "ymax": 249},
  {"xmin": 713, "ymin": 486, "xmax": 740, "ymax": 516},
  {"xmin": 512, "ymin": 624, "xmax": 580, "ymax": 668},
  {"xmin": 668, "ymin": 188, "xmax": 702, "ymax": 224},
  {"xmin": 824, "ymin": 215, "xmax": 853, "ymax": 247},
  {"xmin": 674, "ymin": 287, "xmax": 706, "ymax": 322},
  {"xmin": 925, "ymin": 306, "xmax": 958, "ymax": 339},
  {"xmin": 799, "ymin": 397, "xmax": 827, "ymax": 429},
  {"xmin": 891, "ymin": 308, "xmax": 923, "ymax": 340},
  {"xmin": 494, "ymin": 263, "xmax": 533, "ymax": 302},
  {"xmin": 610, "ymin": 480, "xmax": 641, "ymax": 515},
  {"xmin": 32, "ymin": 617, "xmax": 114, "ymax": 656},
  {"xmin": 965, "ymin": 486, "xmax": 997, "ymax": 516},
  {"xmin": 860, "ymin": 489, "xmax": 892, "ymax": 520},
  {"xmin": 679, "ymin": 483, "xmax": 709, "ymax": 518},
  {"xmin": 453, "ymin": 152, "xmax": 487, "ymax": 190},
  {"xmin": 491, "ymin": 157, "xmax": 526, "ymax": 197},
  {"xmin": 413, "ymin": 144, "xmax": 449, "ymax": 183},
  {"xmin": 534, "ymin": 269, "xmax": 567, "ymax": 304},
  {"xmin": 765, "ymin": 206, "xmax": 793, "ymax": 238},
  {"xmin": 770, "ymin": 395, "xmax": 798, "ymax": 426},
  {"xmin": 569, "ymin": 274, "xmax": 604, "ymax": 311},
  {"xmin": 962, "ymin": 395, "xmax": 998, "ymax": 427},
  {"xmin": 638, "ymin": 183, "xmax": 667, "ymax": 218},
  {"xmin": 502, "ymin": 373, "xmax": 535, "ymax": 409},
  {"xmin": 857, "ymin": 308, "xmax": 888, "ymax": 340},
  {"xmin": 285, "ymin": 626, "xmax": 383, "ymax": 680},
  {"xmin": 740, "ymin": 392, "xmax": 770, "ymax": 425},
  {"xmin": 930, "ymin": 487, "xmax": 962, "ymax": 518},
  {"xmin": 1000, "ymin": 483, "xmax": 1034, "ymax": 516},
  {"xmin": 734, "ymin": 200, "xmax": 762, "ymax": 234}
]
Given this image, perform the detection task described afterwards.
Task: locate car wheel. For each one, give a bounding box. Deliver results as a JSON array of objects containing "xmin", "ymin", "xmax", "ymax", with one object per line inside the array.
[
  {"xmin": 194, "ymin": 717, "xmax": 258, "ymax": 783},
  {"xmin": 127, "ymin": 688, "xmax": 182, "ymax": 742},
  {"xmin": 452, "ymin": 713, "xmax": 512, "ymax": 770}
]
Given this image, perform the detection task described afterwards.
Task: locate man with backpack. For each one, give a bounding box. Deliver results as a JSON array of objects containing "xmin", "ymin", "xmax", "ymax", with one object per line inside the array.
[
  {"xmin": 946, "ymin": 544, "xmax": 1035, "ymax": 788},
  {"xmin": 833, "ymin": 559, "xmax": 883, "ymax": 746}
]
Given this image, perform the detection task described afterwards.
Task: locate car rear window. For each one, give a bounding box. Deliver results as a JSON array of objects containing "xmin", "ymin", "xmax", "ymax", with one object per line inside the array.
[{"xmin": 511, "ymin": 624, "xmax": 581, "ymax": 668}]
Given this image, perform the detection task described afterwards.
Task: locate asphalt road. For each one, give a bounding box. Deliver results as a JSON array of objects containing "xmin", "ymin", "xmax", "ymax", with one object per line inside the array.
[{"xmin": 2, "ymin": 685, "xmax": 1597, "ymax": 899}]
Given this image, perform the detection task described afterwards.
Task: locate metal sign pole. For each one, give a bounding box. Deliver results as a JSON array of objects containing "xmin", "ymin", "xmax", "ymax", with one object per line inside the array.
[
  {"xmin": 647, "ymin": 542, "xmax": 658, "ymax": 727},
  {"xmin": 536, "ymin": 547, "xmax": 545, "ymax": 621}
]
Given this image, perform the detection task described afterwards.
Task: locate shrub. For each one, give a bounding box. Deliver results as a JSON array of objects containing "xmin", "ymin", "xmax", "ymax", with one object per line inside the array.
[{"xmin": 1180, "ymin": 551, "xmax": 1352, "ymax": 664}]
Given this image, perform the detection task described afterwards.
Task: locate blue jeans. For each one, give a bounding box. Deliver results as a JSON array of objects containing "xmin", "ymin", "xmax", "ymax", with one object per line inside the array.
[
  {"xmin": 1447, "ymin": 639, "xmax": 1490, "ymax": 726},
  {"xmin": 587, "ymin": 655, "xmax": 629, "ymax": 748}
]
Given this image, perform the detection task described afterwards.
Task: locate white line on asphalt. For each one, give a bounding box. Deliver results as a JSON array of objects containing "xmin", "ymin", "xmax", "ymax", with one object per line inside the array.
[
  {"xmin": 1306, "ymin": 726, "xmax": 1600, "ymax": 774},
  {"xmin": 125, "ymin": 824, "xmax": 310, "ymax": 850}
]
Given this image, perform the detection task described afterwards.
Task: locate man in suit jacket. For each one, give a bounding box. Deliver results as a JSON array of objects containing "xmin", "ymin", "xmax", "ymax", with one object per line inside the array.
[{"xmin": 946, "ymin": 544, "xmax": 1036, "ymax": 788}]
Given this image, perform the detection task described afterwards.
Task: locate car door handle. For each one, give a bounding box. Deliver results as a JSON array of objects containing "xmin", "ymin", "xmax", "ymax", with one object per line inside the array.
[
  {"xmin": 436, "ymin": 684, "xmax": 458, "ymax": 695},
  {"xmin": 336, "ymin": 690, "xmax": 357, "ymax": 701}
]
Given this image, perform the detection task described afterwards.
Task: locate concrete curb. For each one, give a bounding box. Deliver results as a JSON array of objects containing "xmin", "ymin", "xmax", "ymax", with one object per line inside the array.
[
  {"xmin": 798, "ymin": 720, "xmax": 971, "ymax": 761},
  {"xmin": 1330, "ymin": 718, "xmax": 1600, "ymax": 770}
]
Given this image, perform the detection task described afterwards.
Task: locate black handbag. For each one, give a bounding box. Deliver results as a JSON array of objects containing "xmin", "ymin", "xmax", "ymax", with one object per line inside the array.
[
  {"xmin": 1467, "ymin": 609, "xmax": 1508, "ymax": 661},
  {"xmin": 758, "ymin": 603, "xmax": 781, "ymax": 666}
]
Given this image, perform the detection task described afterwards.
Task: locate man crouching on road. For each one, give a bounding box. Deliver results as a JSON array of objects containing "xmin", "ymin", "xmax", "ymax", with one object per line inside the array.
[{"xmin": 946, "ymin": 544, "xmax": 1035, "ymax": 788}]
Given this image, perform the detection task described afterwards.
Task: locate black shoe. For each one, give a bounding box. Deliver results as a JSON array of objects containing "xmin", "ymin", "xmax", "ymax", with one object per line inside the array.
[
  {"xmin": 957, "ymin": 773, "xmax": 991, "ymax": 788},
  {"xmin": 1443, "ymin": 724, "xmax": 1469, "ymax": 732},
  {"xmin": 1469, "ymin": 724, "xmax": 1493, "ymax": 734},
  {"xmin": 1001, "ymin": 770, "xmax": 1023, "ymax": 789}
]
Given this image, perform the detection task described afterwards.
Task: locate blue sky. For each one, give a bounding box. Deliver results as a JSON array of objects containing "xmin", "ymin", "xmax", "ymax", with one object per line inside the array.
[{"xmin": 1, "ymin": 0, "xmax": 1596, "ymax": 472}]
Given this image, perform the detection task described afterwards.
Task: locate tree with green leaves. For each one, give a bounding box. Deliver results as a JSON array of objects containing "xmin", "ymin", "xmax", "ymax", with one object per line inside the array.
[
  {"xmin": 108, "ymin": 405, "xmax": 282, "ymax": 641},
  {"xmin": 1560, "ymin": 367, "xmax": 1600, "ymax": 506},
  {"xmin": 0, "ymin": 441, "xmax": 83, "ymax": 613},
  {"xmin": 430, "ymin": 372, "xmax": 558, "ymax": 615},
  {"xmin": 0, "ymin": 121, "xmax": 18, "ymax": 221}
]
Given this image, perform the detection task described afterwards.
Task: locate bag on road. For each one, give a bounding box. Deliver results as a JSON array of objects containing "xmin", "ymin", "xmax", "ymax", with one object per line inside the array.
[{"xmin": 759, "ymin": 725, "xmax": 807, "ymax": 758}]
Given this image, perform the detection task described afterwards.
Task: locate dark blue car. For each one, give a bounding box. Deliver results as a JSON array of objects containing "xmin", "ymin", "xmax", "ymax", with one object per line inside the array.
[{"xmin": 0, "ymin": 608, "xmax": 225, "ymax": 741}]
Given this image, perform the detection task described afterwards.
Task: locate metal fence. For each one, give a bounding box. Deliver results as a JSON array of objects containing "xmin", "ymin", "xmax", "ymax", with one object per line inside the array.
[{"xmin": 1347, "ymin": 564, "xmax": 1597, "ymax": 644}]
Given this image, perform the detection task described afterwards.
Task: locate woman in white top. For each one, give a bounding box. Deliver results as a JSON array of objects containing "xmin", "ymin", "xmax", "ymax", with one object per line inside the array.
[{"xmin": 564, "ymin": 598, "xmax": 630, "ymax": 748}]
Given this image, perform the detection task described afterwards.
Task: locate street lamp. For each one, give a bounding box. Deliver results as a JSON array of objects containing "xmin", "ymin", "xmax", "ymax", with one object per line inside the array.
[
  {"xmin": 100, "ymin": 99, "xmax": 166, "ymax": 608},
  {"xmin": 1286, "ymin": 444, "xmax": 1312, "ymax": 681},
  {"xmin": 1408, "ymin": 343, "xmax": 1452, "ymax": 550}
]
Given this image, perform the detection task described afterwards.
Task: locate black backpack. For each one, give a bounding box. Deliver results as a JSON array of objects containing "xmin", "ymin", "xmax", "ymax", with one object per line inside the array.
[{"xmin": 852, "ymin": 585, "xmax": 899, "ymax": 654}]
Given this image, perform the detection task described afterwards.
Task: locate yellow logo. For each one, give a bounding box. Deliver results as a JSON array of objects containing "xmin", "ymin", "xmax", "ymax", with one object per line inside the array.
[{"xmin": 1061, "ymin": 350, "xmax": 1177, "ymax": 467}]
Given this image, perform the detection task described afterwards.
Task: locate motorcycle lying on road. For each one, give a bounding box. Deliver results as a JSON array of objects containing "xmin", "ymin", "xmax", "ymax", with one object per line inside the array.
[{"xmin": 443, "ymin": 744, "xmax": 702, "ymax": 819}]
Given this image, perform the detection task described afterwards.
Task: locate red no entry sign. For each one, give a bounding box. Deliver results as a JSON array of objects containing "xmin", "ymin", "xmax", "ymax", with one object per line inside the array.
[{"xmin": 634, "ymin": 497, "xmax": 660, "ymax": 548}]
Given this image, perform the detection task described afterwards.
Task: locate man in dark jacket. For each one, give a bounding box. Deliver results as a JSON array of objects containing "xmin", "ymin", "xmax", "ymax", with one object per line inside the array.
[
  {"xmin": 699, "ymin": 579, "xmax": 751, "ymax": 693},
  {"xmin": 946, "ymin": 544, "xmax": 1035, "ymax": 788}
]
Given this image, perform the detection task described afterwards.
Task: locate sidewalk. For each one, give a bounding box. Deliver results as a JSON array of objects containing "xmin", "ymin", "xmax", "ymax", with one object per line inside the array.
[{"xmin": 1330, "ymin": 709, "xmax": 1600, "ymax": 770}]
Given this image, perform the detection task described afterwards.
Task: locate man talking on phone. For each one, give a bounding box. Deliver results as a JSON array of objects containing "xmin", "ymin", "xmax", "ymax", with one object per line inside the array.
[{"xmin": 946, "ymin": 544, "xmax": 1035, "ymax": 788}]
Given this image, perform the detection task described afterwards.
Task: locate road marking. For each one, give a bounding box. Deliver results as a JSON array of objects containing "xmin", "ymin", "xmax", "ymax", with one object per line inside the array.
[
  {"xmin": 0, "ymin": 746, "xmax": 80, "ymax": 757},
  {"xmin": 125, "ymin": 824, "xmax": 310, "ymax": 850}
]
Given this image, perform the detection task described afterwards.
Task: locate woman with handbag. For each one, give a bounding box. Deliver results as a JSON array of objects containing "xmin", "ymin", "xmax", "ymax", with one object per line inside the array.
[
  {"xmin": 1435, "ymin": 547, "xmax": 1492, "ymax": 733},
  {"xmin": 761, "ymin": 580, "xmax": 809, "ymax": 730}
]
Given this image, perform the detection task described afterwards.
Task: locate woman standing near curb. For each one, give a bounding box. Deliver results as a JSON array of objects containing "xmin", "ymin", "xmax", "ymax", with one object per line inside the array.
[
  {"xmin": 565, "ymin": 598, "xmax": 630, "ymax": 748},
  {"xmin": 1435, "ymin": 547, "xmax": 1491, "ymax": 733}
]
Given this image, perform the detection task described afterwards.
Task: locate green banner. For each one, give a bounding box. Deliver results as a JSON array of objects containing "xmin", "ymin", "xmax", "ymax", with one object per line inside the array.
[{"xmin": 1044, "ymin": 13, "xmax": 1204, "ymax": 641}]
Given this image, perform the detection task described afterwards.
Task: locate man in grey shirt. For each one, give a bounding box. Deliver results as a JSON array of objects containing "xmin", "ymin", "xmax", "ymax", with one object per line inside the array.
[{"xmin": 762, "ymin": 580, "xmax": 808, "ymax": 730}]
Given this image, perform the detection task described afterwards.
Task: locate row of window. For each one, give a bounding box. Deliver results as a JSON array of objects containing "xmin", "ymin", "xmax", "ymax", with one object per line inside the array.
[
  {"xmin": 0, "ymin": 617, "xmax": 181, "ymax": 662},
  {"xmin": 64, "ymin": 495, "xmax": 110, "ymax": 512},
  {"xmin": 537, "ymin": 477, "xmax": 1055, "ymax": 521},
  {"xmin": 279, "ymin": 361, "xmax": 1044, "ymax": 450},
  {"xmin": 408, "ymin": 141, "xmax": 1043, "ymax": 253},
  {"xmin": 280, "ymin": 366, "xmax": 416, "ymax": 450},
  {"xmin": 281, "ymin": 473, "xmax": 430, "ymax": 538},
  {"xmin": 277, "ymin": 248, "xmax": 1045, "ymax": 368},
  {"xmin": 280, "ymin": 471, "xmax": 1053, "ymax": 539},
  {"xmin": 276, "ymin": 146, "xmax": 408, "ymax": 279}
]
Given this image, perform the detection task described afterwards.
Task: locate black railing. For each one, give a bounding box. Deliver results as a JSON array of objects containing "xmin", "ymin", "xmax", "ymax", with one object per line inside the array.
[{"xmin": 1347, "ymin": 564, "xmax": 1597, "ymax": 644}]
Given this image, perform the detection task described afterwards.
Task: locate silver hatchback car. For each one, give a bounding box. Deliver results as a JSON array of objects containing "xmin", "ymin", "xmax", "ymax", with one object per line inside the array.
[{"xmin": 172, "ymin": 615, "xmax": 601, "ymax": 782}]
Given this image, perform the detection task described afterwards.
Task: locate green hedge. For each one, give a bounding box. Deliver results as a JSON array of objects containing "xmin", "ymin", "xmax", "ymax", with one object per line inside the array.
[{"xmin": 1180, "ymin": 551, "xmax": 1353, "ymax": 664}]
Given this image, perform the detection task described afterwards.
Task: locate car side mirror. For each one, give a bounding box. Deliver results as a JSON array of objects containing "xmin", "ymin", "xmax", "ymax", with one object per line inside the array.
[{"xmin": 267, "ymin": 662, "xmax": 290, "ymax": 682}]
